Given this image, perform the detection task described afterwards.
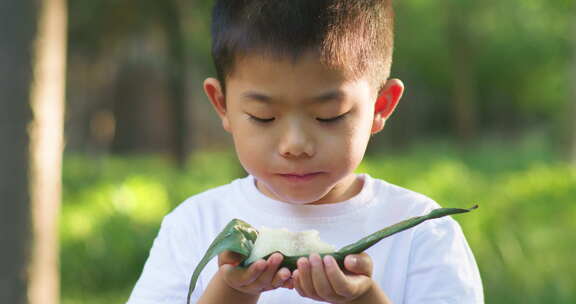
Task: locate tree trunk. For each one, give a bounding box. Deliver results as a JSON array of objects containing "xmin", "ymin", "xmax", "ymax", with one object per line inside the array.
[
  {"xmin": 0, "ymin": 0, "xmax": 67, "ymax": 303},
  {"xmin": 446, "ymin": 2, "xmax": 478, "ymax": 144},
  {"xmin": 28, "ymin": 0, "xmax": 67, "ymax": 303},
  {"xmin": 160, "ymin": 0, "xmax": 190, "ymax": 168},
  {"xmin": 0, "ymin": 0, "xmax": 37, "ymax": 302}
]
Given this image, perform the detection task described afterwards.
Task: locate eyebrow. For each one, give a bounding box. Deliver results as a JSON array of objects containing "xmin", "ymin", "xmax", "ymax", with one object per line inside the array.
[
  {"xmin": 241, "ymin": 90, "xmax": 345, "ymax": 104},
  {"xmin": 241, "ymin": 92, "xmax": 272, "ymax": 103},
  {"xmin": 314, "ymin": 90, "xmax": 345, "ymax": 103}
]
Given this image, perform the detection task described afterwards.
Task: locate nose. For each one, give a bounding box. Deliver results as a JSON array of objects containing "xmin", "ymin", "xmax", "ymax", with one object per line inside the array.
[{"xmin": 277, "ymin": 121, "xmax": 315, "ymax": 159}]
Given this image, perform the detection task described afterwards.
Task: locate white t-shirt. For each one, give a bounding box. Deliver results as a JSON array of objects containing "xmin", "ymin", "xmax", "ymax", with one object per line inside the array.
[{"xmin": 127, "ymin": 174, "xmax": 484, "ymax": 304}]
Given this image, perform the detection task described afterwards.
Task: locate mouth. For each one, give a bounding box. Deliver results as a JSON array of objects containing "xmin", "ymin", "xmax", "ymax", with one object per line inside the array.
[{"xmin": 277, "ymin": 172, "xmax": 324, "ymax": 182}]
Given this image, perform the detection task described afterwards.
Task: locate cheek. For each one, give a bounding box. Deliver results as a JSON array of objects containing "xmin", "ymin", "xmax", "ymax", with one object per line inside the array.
[
  {"xmin": 349, "ymin": 118, "xmax": 373, "ymax": 158},
  {"xmin": 323, "ymin": 124, "xmax": 371, "ymax": 167},
  {"xmin": 231, "ymin": 127, "xmax": 269, "ymax": 172},
  {"xmin": 347, "ymin": 132, "xmax": 371, "ymax": 164}
]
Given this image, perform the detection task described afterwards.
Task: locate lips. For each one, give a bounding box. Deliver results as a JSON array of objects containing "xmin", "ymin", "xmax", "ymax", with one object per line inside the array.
[{"xmin": 277, "ymin": 172, "xmax": 323, "ymax": 182}]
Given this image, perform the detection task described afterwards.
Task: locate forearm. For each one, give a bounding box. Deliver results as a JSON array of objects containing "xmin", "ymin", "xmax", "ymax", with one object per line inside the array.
[
  {"xmin": 198, "ymin": 271, "xmax": 260, "ymax": 304},
  {"xmin": 348, "ymin": 283, "xmax": 392, "ymax": 304}
]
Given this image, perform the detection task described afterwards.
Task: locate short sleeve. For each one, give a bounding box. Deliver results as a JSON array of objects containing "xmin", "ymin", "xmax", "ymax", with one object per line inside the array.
[
  {"xmin": 404, "ymin": 217, "xmax": 484, "ymax": 304},
  {"xmin": 126, "ymin": 213, "xmax": 202, "ymax": 304}
]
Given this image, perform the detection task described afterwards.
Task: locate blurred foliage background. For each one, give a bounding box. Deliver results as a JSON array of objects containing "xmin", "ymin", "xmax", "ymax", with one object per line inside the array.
[{"xmin": 60, "ymin": 0, "xmax": 576, "ymax": 303}]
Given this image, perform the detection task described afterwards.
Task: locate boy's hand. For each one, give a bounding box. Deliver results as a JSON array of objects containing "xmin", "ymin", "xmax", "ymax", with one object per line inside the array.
[
  {"xmin": 292, "ymin": 253, "xmax": 375, "ymax": 303},
  {"xmin": 218, "ymin": 251, "xmax": 292, "ymax": 295}
]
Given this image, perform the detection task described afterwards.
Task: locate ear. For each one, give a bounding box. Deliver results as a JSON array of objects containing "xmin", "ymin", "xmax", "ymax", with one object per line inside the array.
[
  {"xmin": 371, "ymin": 78, "xmax": 404, "ymax": 134},
  {"xmin": 204, "ymin": 77, "xmax": 231, "ymax": 132}
]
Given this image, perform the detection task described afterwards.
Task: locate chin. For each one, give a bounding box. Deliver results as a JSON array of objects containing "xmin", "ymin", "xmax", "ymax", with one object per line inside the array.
[
  {"xmin": 273, "ymin": 189, "xmax": 330, "ymax": 205},
  {"xmin": 255, "ymin": 175, "xmax": 334, "ymax": 204},
  {"xmin": 281, "ymin": 197, "xmax": 317, "ymax": 205}
]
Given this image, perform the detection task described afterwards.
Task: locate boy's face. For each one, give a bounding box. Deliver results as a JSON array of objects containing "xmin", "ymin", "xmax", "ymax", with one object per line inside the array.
[{"xmin": 204, "ymin": 52, "xmax": 403, "ymax": 205}]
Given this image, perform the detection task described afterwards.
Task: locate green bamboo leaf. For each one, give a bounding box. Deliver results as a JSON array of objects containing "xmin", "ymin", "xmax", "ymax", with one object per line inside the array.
[
  {"xmin": 336, "ymin": 204, "xmax": 478, "ymax": 256},
  {"xmin": 187, "ymin": 205, "xmax": 477, "ymax": 303},
  {"xmin": 186, "ymin": 219, "xmax": 258, "ymax": 304},
  {"xmin": 260, "ymin": 205, "xmax": 479, "ymax": 270}
]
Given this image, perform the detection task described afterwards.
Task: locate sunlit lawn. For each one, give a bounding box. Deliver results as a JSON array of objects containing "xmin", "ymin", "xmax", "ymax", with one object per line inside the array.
[
  {"xmin": 60, "ymin": 137, "xmax": 576, "ymax": 303},
  {"xmin": 61, "ymin": 290, "xmax": 130, "ymax": 304}
]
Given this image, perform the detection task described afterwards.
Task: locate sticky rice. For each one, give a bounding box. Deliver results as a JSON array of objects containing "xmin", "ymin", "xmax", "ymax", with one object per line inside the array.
[{"xmin": 245, "ymin": 227, "xmax": 336, "ymax": 265}]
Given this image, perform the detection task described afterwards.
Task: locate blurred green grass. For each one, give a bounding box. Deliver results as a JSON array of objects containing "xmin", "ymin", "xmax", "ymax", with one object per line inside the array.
[{"xmin": 61, "ymin": 139, "xmax": 576, "ymax": 303}]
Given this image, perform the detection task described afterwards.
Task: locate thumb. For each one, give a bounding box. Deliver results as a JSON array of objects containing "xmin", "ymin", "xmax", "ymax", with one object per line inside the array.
[
  {"xmin": 344, "ymin": 253, "xmax": 373, "ymax": 277},
  {"xmin": 218, "ymin": 250, "xmax": 246, "ymax": 267}
]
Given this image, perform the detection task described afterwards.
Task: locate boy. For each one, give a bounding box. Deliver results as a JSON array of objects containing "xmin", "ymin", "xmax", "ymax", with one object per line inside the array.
[{"xmin": 127, "ymin": 0, "xmax": 484, "ymax": 303}]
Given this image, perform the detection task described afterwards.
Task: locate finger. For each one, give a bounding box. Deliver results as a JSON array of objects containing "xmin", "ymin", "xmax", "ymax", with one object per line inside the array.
[
  {"xmin": 297, "ymin": 257, "xmax": 323, "ymax": 301},
  {"xmin": 225, "ymin": 259, "xmax": 267, "ymax": 287},
  {"xmin": 344, "ymin": 253, "xmax": 373, "ymax": 277},
  {"xmin": 297, "ymin": 257, "xmax": 315, "ymax": 298},
  {"xmin": 281, "ymin": 277, "xmax": 294, "ymax": 289},
  {"xmin": 324, "ymin": 255, "xmax": 356, "ymax": 298},
  {"xmin": 256, "ymin": 253, "xmax": 284, "ymax": 290},
  {"xmin": 270, "ymin": 267, "xmax": 291, "ymax": 289},
  {"xmin": 310, "ymin": 253, "xmax": 340, "ymax": 302},
  {"xmin": 218, "ymin": 250, "xmax": 246, "ymax": 267},
  {"xmin": 293, "ymin": 270, "xmax": 306, "ymax": 297}
]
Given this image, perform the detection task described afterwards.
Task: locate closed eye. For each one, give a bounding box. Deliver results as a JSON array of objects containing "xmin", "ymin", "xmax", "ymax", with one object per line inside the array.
[
  {"xmin": 317, "ymin": 112, "xmax": 349, "ymax": 123},
  {"xmin": 248, "ymin": 114, "xmax": 275, "ymax": 123}
]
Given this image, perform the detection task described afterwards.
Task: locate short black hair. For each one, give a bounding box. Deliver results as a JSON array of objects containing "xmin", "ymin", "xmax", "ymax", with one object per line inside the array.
[{"xmin": 211, "ymin": 0, "xmax": 394, "ymax": 91}]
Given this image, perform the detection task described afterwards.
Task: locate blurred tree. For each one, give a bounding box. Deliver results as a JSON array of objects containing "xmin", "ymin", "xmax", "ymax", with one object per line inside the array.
[
  {"xmin": 160, "ymin": 0, "xmax": 189, "ymax": 166},
  {"xmin": 0, "ymin": 0, "xmax": 67, "ymax": 303},
  {"xmin": 65, "ymin": 0, "xmax": 572, "ymax": 154},
  {"xmin": 390, "ymin": 0, "xmax": 480, "ymax": 146},
  {"xmin": 445, "ymin": 0, "xmax": 478, "ymax": 143},
  {"xmin": 27, "ymin": 0, "xmax": 67, "ymax": 302},
  {"xmin": 391, "ymin": 0, "xmax": 572, "ymax": 148},
  {"xmin": 68, "ymin": 0, "xmax": 197, "ymax": 167},
  {"xmin": 0, "ymin": 1, "xmax": 36, "ymax": 302}
]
